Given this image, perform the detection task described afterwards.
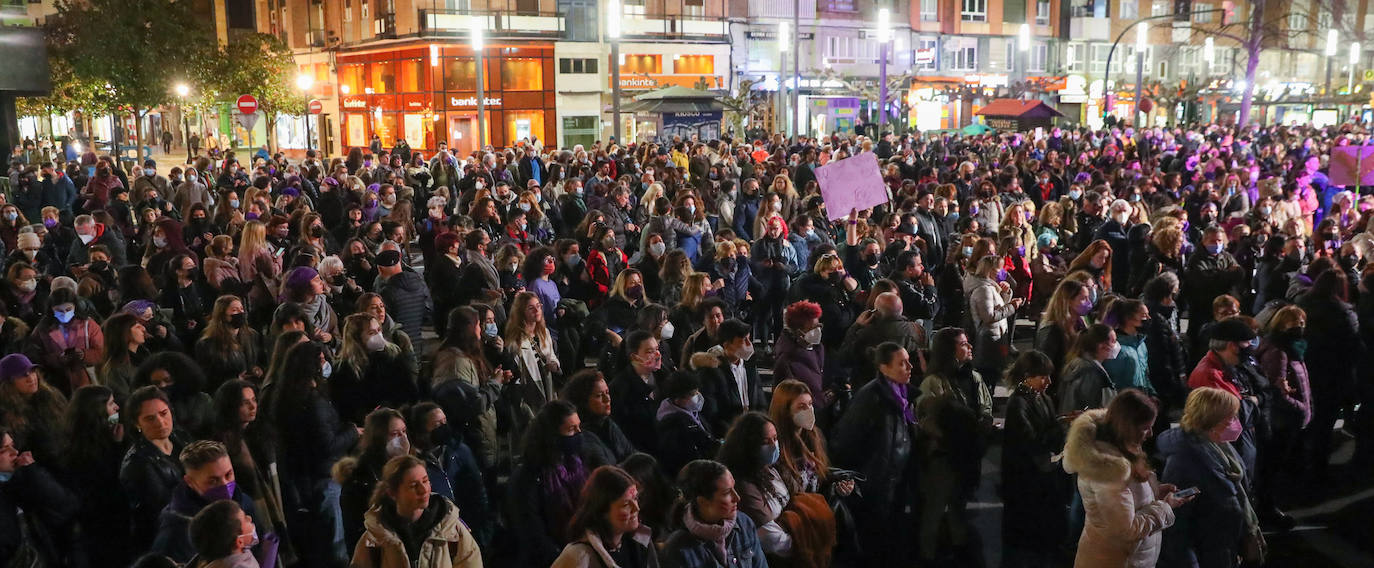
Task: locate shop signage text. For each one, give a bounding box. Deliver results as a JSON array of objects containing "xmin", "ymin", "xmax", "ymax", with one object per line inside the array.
[
  {"xmin": 449, "ymin": 96, "xmax": 503, "ymax": 108},
  {"xmin": 342, "ymin": 98, "xmax": 368, "ymax": 110}
]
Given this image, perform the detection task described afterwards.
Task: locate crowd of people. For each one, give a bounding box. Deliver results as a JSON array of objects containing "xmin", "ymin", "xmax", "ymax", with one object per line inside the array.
[{"xmin": 0, "ymin": 121, "xmax": 1371, "ymax": 568}]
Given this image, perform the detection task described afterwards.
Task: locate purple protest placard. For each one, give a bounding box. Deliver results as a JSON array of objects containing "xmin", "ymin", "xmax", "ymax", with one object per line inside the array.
[
  {"xmin": 816, "ymin": 151, "xmax": 889, "ymax": 221},
  {"xmin": 1329, "ymin": 146, "xmax": 1374, "ymax": 187}
]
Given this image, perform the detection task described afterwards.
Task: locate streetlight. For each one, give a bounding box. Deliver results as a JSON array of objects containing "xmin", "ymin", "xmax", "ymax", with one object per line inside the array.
[
  {"xmin": 1134, "ymin": 23, "xmax": 1147, "ymax": 127},
  {"xmin": 1018, "ymin": 23, "xmax": 1030, "ymax": 99},
  {"xmin": 471, "ymin": 18, "xmax": 485, "ymax": 151},
  {"xmin": 296, "ymin": 74, "xmax": 314, "ymax": 155},
  {"xmin": 1326, "ymin": 30, "xmax": 1338, "ymax": 96},
  {"xmin": 1203, "ymin": 37, "xmax": 1215, "ymax": 72},
  {"xmin": 608, "ymin": 0, "xmax": 621, "ymax": 144},
  {"xmin": 877, "ymin": 8, "xmax": 892, "ymax": 135},
  {"xmin": 175, "ymin": 83, "xmax": 192, "ymax": 162},
  {"xmin": 778, "ymin": 20, "xmax": 789, "ymax": 138}
]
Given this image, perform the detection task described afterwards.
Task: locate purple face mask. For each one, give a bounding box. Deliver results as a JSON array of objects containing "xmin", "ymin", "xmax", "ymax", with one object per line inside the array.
[{"xmin": 201, "ymin": 480, "xmax": 237, "ymax": 501}]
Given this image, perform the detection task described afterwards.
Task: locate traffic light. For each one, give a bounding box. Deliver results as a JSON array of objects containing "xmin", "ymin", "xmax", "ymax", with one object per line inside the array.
[{"xmin": 1222, "ymin": 0, "xmax": 1234, "ymax": 24}]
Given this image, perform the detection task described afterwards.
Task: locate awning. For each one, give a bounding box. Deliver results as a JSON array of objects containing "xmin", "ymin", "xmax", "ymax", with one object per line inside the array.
[{"xmin": 974, "ymin": 98, "xmax": 1066, "ymax": 118}]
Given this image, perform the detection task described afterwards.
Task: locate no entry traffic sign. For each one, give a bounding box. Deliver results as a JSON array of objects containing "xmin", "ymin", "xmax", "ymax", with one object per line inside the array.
[
  {"xmin": 236, "ymin": 94, "xmax": 259, "ymax": 115},
  {"xmin": 308, "ymin": 99, "xmax": 324, "ymax": 114}
]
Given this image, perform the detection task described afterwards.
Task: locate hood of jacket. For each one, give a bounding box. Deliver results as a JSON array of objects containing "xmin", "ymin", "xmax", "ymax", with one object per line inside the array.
[
  {"xmin": 1062, "ymin": 409, "xmax": 1132, "ymax": 484},
  {"xmin": 1154, "ymin": 427, "xmax": 1208, "ymax": 461},
  {"xmin": 656, "ymin": 397, "xmax": 699, "ymax": 422},
  {"xmin": 359, "ymin": 497, "xmax": 463, "ymax": 549}
]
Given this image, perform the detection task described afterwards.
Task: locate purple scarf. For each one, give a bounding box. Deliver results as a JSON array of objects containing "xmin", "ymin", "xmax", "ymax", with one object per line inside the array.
[
  {"xmin": 887, "ymin": 378, "xmax": 916, "ymax": 425},
  {"xmin": 541, "ymin": 455, "xmax": 588, "ymax": 542}
]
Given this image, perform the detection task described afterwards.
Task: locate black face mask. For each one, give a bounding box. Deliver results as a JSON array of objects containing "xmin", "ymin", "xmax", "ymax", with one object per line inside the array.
[
  {"xmin": 228, "ymin": 312, "xmax": 246, "ymax": 329},
  {"xmin": 429, "ymin": 423, "xmax": 453, "ymax": 445}
]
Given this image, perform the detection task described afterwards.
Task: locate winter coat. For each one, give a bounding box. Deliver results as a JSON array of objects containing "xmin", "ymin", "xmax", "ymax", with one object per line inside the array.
[
  {"xmin": 830, "ymin": 377, "xmax": 916, "ymax": 518},
  {"xmin": 350, "ymin": 497, "xmax": 483, "ymax": 568},
  {"xmin": 1183, "ymin": 250, "xmax": 1242, "ymax": 327},
  {"xmin": 430, "ymin": 348, "xmax": 502, "ymax": 468},
  {"xmin": 1157, "ymin": 428, "xmax": 1248, "ymax": 568},
  {"xmin": 1057, "ymin": 355, "xmax": 1117, "ymax": 415},
  {"xmin": 507, "ymin": 456, "xmax": 588, "ymax": 567},
  {"xmin": 26, "ymin": 317, "xmax": 103, "ymax": 396},
  {"xmin": 274, "ymin": 388, "xmax": 359, "ymax": 504},
  {"xmin": 330, "ymin": 349, "xmax": 421, "ymax": 425},
  {"xmin": 1297, "ymin": 294, "xmax": 1363, "ymax": 402},
  {"xmin": 655, "ymin": 398, "xmax": 720, "ymax": 478},
  {"xmin": 965, "ymin": 274, "xmax": 1016, "ymax": 370},
  {"xmin": 378, "ymin": 270, "xmax": 433, "ymax": 344},
  {"xmin": 1000, "ymin": 386, "xmax": 1071, "ymax": 548},
  {"xmin": 120, "ymin": 434, "xmax": 189, "ymax": 548},
  {"xmin": 0, "ymin": 464, "xmax": 78, "ymax": 566},
  {"xmin": 151, "ymin": 482, "xmax": 261, "ymax": 564},
  {"xmin": 422, "ymin": 440, "xmax": 491, "ymax": 546},
  {"xmin": 660, "ymin": 512, "xmax": 766, "ymax": 568},
  {"xmin": 788, "ymin": 271, "xmax": 858, "ymax": 349},
  {"xmin": 1103, "ymin": 331, "xmax": 1153, "ymax": 395},
  {"xmin": 1145, "ymin": 301, "xmax": 1189, "ymax": 405},
  {"xmin": 691, "ymin": 351, "xmax": 765, "ymax": 435},
  {"xmin": 552, "ymin": 528, "xmax": 659, "ymax": 568},
  {"xmin": 580, "ymin": 413, "xmax": 636, "ymax": 469},
  {"xmin": 1255, "ymin": 337, "xmax": 1313, "ymax": 431},
  {"xmin": 609, "ymin": 366, "xmax": 663, "ymax": 455},
  {"xmin": 772, "ymin": 331, "xmax": 827, "ymax": 408},
  {"xmin": 1062, "ymin": 410, "xmax": 1175, "ymax": 568}
]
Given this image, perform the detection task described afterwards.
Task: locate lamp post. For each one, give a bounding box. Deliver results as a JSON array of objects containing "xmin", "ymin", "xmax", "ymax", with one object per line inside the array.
[
  {"xmin": 296, "ymin": 74, "xmax": 314, "ymax": 154},
  {"xmin": 1326, "ymin": 30, "xmax": 1338, "ymax": 96},
  {"xmin": 791, "ymin": 0, "xmax": 799, "ymax": 141},
  {"xmin": 1018, "ymin": 23, "xmax": 1030, "ymax": 98},
  {"xmin": 1133, "ymin": 23, "xmax": 1147, "ymax": 127},
  {"xmin": 175, "ymin": 83, "xmax": 191, "ymax": 163},
  {"xmin": 471, "ymin": 19, "xmax": 486, "ymax": 151},
  {"xmin": 877, "ymin": 8, "xmax": 892, "ymax": 135},
  {"xmin": 778, "ymin": 20, "xmax": 789, "ymax": 137},
  {"xmin": 608, "ymin": 0, "xmax": 622, "ymax": 144},
  {"xmin": 1350, "ymin": 42, "xmax": 1361, "ymax": 96}
]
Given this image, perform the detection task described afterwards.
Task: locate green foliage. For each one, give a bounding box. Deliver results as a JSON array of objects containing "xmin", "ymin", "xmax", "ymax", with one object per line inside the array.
[{"xmin": 203, "ymin": 33, "xmax": 309, "ymax": 122}]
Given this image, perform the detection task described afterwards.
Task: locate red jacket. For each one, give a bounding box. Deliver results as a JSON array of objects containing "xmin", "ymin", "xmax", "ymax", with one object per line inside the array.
[{"xmin": 1187, "ymin": 350, "xmax": 1241, "ymax": 398}]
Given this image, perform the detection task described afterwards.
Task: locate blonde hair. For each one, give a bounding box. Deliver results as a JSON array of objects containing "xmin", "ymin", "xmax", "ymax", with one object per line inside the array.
[
  {"xmin": 237, "ymin": 221, "xmax": 269, "ymax": 264},
  {"xmin": 1180, "ymin": 386, "xmax": 1240, "ymax": 434},
  {"xmin": 1266, "ymin": 305, "xmax": 1306, "ymax": 334}
]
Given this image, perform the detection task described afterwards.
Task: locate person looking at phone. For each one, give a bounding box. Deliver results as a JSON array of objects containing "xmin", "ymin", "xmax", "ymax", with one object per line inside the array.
[
  {"xmin": 1063, "ymin": 390, "xmax": 1191, "ymax": 568},
  {"xmin": 1158, "ymin": 387, "xmax": 1257, "ymax": 568}
]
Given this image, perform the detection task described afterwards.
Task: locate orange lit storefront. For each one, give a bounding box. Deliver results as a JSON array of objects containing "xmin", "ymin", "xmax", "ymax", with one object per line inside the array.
[{"xmin": 336, "ymin": 44, "xmax": 556, "ymax": 155}]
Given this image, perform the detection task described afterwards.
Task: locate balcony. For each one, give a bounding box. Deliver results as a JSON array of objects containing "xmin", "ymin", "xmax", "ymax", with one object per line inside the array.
[
  {"xmin": 374, "ymin": 12, "xmax": 397, "ymax": 38},
  {"xmin": 419, "ymin": 9, "xmax": 565, "ymax": 38},
  {"xmin": 622, "ymin": 14, "xmax": 728, "ymax": 39},
  {"xmin": 307, "ymin": 29, "xmax": 327, "ymax": 47},
  {"xmin": 1070, "ymin": 17, "xmax": 1110, "ymax": 41},
  {"xmin": 748, "ymin": 0, "xmax": 815, "ymax": 19}
]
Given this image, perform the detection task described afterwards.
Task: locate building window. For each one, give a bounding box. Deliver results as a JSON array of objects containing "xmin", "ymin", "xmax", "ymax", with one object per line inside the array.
[
  {"xmin": 1120, "ymin": 0, "xmax": 1137, "ymax": 19},
  {"xmin": 558, "ymin": 58, "xmax": 599, "ymax": 73},
  {"xmin": 624, "ymin": 0, "xmax": 645, "ymax": 15},
  {"xmin": 917, "ymin": 38, "xmax": 938, "ymax": 69},
  {"xmin": 921, "ymin": 0, "xmax": 938, "ymax": 21},
  {"xmin": 954, "ymin": 45, "xmax": 978, "ymax": 70},
  {"xmin": 1151, "ymin": 0, "xmax": 1167, "ymax": 15},
  {"xmin": 825, "ymin": 0, "xmax": 856, "ymax": 12},
  {"xmin": 962, "ymin": 0, "xmax": 986, "ymax": 21},
  {"xmin": 1031, "ymin": 43, "xmax": 1048, "ymax": 71},
  {"xmin": 1090, "ymin": 43, "xmax": 1113, "ymax": 74},
  {"xmin": 1065, "ymin": 43, "xmax": 1085, "ymax": 71},
  {"xmin": 1036, "ymin": 0, "xmax": 1051, "ymax": 24},
  {"xmin": 1194, "ymin": 2, "xmax": 1213, "ymax": 22}
]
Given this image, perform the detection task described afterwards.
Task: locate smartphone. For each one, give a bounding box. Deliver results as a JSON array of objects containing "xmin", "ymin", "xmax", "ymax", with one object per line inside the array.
[{"xmin": 1173, "ymin": 487, "xmax": 1201, "ymax": 499}]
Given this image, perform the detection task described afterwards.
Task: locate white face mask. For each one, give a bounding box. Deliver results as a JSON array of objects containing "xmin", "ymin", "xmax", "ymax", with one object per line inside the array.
[
  {"xmin": 738, "ymin": 342, "xmax": 755, "ymax": 361},
  {"xmin": 321, "ymin": 361, "xmax": 333, "ymax": 378},
  {"xmin": 649, "ymin": 241, "xmax": 666, "ymax": 257},
  {"xmin": 793, "ymin": 407, "xmax": 816, "ymax": 430},
  {"xmin": 385, "ymin": 434, "xmax": 410, "ymax": 458},
  {"xmin": 660, "ymin": 321, "xmax": 675, "ymax": 339},
  {"xmin": 79, "ymin": 233, "xmax": 95, "ymax": 244},
  {"xmin": 802, "ymin": 327, "xmax": 823, "ymax": 346},
  {"xmin": 366, "ymin": 332, "xmax": 387, "ymax": 352},
  {"xmin": 1105, "ymin": 341, "xmax": 1122, "ymax": 359}
]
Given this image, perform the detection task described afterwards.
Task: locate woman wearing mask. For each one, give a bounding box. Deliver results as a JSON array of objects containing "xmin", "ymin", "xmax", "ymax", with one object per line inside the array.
[
  {"xmin": 523, "ymin": 246, "xmax": 562, "ymax": 328},
  {"xmin": 266, "ymin": 341, "xmax": 358, "ymax": 566},
  {"xmin": 508, "ymin": 400, "xmax": 591, "ymax": 567},
  {"xmin": 406, "ymin": 401, "xmax": 493, "ymax": 548},
  {"xmin": 563, "ymin": 369, "xmax": 636, "ymax": 468},
  {"xmin": 506, "ymin": 291, "xmax": 562, "ymax": 406},
  {"xmin": 1028, "ymin": 232, "xmax": 1069, "ymax": 317},
  {"xmin": 1000, "ymin": 351, "xmax": 1071, "ymax": 567},
  {"xmin": 494, "ymin": 243, "xmax": 528, "ymax": 300},
  {"xmin": 207, "ymin": 379, "xmax": 296, "ymax": 565},
  {"xmin": 349, "ymin": 455, "xmax": 483, "ymax": 568},
  {"xmin": 119, "ymin": 385, "xmax": 189, "ymax": 549},
  {"xmin": 674, "ymin": 194, "xmax": 714, "ymax": 264},
  {"xmin": 160, "ymin": 253, "xmax": 210, "ymax": 347},
  {"xmin": 337, "ymin": 407, "xmax": 411, "ymax": 548},
  {"xmin": 1254, "ymin": 306, "xmax": 1312, "ymax": 514},
  {"xmin": 142, "ymin": 218, "xmax": 195, "ymax": 282},
  {"xmin": 431, "ymin": 306, "xmax": 508, "ymax": 470},
  {"xmin": 610, "ymin": 331, "xmax": 668, "ymax": 455},
  {"xmin": 195, "ymin": 295, "xmax": 265, "ymax": 389},
  {"xmin": 2, "ymin": 262, "xmax": 47, "ymax": 328},
  {"xmin": 707, "ymin": 240, "xmax": 755, "ymax": 321},
  {"xmin": 1158, "ymin": 387, "xmax": 1254, "ymax": 567},
  {"xmin": 1129, "ymin": 225, "xmax": 1185, "ymax": 298},
  {"xmin": 281, "ymin": 266, "xmax": 339, "ymax": 345},
  {"xmin": 26, "ymin": 288, "xmax": 103, "ymax": 396},
  {"xmin": 1102, "ymin": 298, "xmax": 1154, "ymax": 396},
  {"xmin": 330, "ymin": 313, "xmax": 419, "ymax": 426},
  {"xmin": 935, "ymin": 234, "xmax": 978, "ymax": 330},
  {"xmin": 96, "ymin": 312, "xmax": 149, "ymax": 403},
  {"xmin": 427, "ymin": 232, "xmax": 465, "ymax": 339},
  {"xmin": 553, "ymin": 465, "xmax": 658, "ymax": 568},
  {"xmin": 716, "ymin": 411, "xmax": 803, "ymax": 560},
  {"xmin": 966, "ymin": 255, "xmax": 1024, "ymax": 383},
  {"xmin": 660, "ymin": 459, "xmax": 768, "ymax": 568},
  {"xmin": 768, "ymin": 379, "xmax": 854, "ymax": 499},
  {"xmin": 586, "ymin": 225, "xmax": 627, "ymax": 310},
  {"xmin": 632, "ymin": 233, "xmax": 668, "ymax": 303},
  {"xmin": 1063, "ymin": 390, "xmax": 1189, "ymax": 568},
  {"xmin": 60, "ymin": 385, "xmax": 134, "ymax": 566},
  {"xmin": 788, "ymin": 252, "xmax": 857, "ymax": 350},
  {"xmin": 237, "ymin": 220, "xmax": 282, "ymax": 326},
  {"xmin": 1068, "ymin": 240, "xmax": 1115, "ymax": 294},
  {"xmin": 518, "ymin": 190, "xmax": 554, "ymax": 242},
  {"xmin": 750, "ymin": 214, "xmax": 797, "ymax": 349},
  {"xmin": 1057, "ymin": 324, "xmax": 1121, "ymax": 414},
  {"xmin": 201, "ymin": 235, "xmax": 240, "ymax": 293},
  {"xmin": 0, "ymin": 204, "xmax": 28, "ymax": 253},
  {"xmin": 771, "ymin": 301, "xmax": 828, "ymax": 425}
]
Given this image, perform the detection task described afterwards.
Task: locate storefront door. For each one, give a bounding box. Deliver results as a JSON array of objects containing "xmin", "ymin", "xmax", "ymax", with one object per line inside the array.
[{"xmin": 450, "ymin": 116, "xmax": 477, "ymax": 157}]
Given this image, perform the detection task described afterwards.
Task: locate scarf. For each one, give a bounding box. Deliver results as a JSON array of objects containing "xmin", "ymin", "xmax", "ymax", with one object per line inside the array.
[
  {"xmin": 886, "ymin": 378, "xmax": 916, "ymax": 425},
  {"xmin": 541, "ymin": 455, "xmax": 588, "ymax": 543},
  {"xmin": 301, "ymin": 294, "xmax": 331, "ymax": 332},
  {"xmin": 682, "ymin": 507, "xmax": 735, "ymax": 564}
]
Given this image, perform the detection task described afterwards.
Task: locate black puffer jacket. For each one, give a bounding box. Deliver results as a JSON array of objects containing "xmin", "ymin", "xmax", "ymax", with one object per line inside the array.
[
  {"xmin": 1297, "ymin": 294, "xmax": 1363, "ymax": 400},
  {"xmin": 1145, "ymin": 301, "xmax": 1189, "ymax": 408},
  {"xmin": 788, "ymin": 272, "xmax": 858, "ymax": 349},
  {"xmin": 830, "ymin": 376, "xmax": 915, "ymax": 518},
  {"xmin": 0, "ymin": 464, "xmax": 78, "ymax": 566},
  {"xmin": 377, "ymin": 270, "xmax": 432, "ymax": 344}
]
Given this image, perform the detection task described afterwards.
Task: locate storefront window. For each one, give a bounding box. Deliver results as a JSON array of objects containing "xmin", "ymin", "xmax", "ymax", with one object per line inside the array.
[
  {"xmin": 345, "ymin": 114, "xmax": 367, "ymax": 147},
  {"xmin": 275, "ymin": 115, "xmax": 308, "ymax": 149},
  {"xmin": 443, "ymin": 58, "xmax": 478, "ymax": 91},
  {"xmin": 674, "ymin": 55, "xmax": 714, "ymax": 74},
  {"xmin": 340, "ymin": 64, "xmax": 365, "ymax": 95},
  {"xmin": 621, "ymin": 54, "xmax": 661, "ymax": 75},
  {"xmin": 398, "ymin": 59, "xmax": 425, "ymax": 92},
  {"xmin": 402, "ymin": 113, "xmax": 435, "ymax": 148},
  {"xmin": 375, "ymin": 112, "xmax": 398, "ymax": 147},
  {"xmin": 369, "ymin": 61, "xmax": 397, "ymax": 93},
  {"xmin": 501, "ymin": 58, "xmax": 544, "ymax": 91},
  {"xmin": 505, "ymin": 110, "xmax": 544, "ymax": 143}
]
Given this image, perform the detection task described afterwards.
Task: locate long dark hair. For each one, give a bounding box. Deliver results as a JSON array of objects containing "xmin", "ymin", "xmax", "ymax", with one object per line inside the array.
[
  {"xmin": 440, "ymin": 306, "xmax": 490, "ymax": 379},
  {"xmin": 520, "ymin": 400, "xmax": 578, "ymax": 470},
  {"xmin": 558, "ymin": 369, "xmax": 607, "ymax": 420},
  {"xmin": 566, "ymin": 466, "xmax": 639, "ymax": 543},
  {"xmin": 716, "ymin": 411, "xmax": 782, "ymax": 503},
  {"xmin": 134, "ymin": 351, "xmax": 206, "ymax": 402},
  {"xmin": 61, "ymin": 385, "xmax": 118, "ymax": 471},
  {"xmin": 209, "ymin": 379, "xmax": 271, "ymax": 460},
  {"xmin": 926, "ymin": 328, "xmax": 967, "ymax": 377},
  {"xmin": 269, "ymin": 341, "xmax": 329, "ymax": 425}
]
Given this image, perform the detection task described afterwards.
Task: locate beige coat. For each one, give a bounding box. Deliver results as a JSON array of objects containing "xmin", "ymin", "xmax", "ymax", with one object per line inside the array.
[
  {"xmin": 350, "ymin": 498, "xmax": 483, "ymax": 568},
  {"xmin": 1063, "ymin": 410, "xmax": 1175, "ymax": 568}
]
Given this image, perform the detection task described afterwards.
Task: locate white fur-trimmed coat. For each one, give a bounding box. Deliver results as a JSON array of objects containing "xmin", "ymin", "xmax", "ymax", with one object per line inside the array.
[{"xmin": 1062, "ymin": 410, "xmax": 1175, "ymax": 568}]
